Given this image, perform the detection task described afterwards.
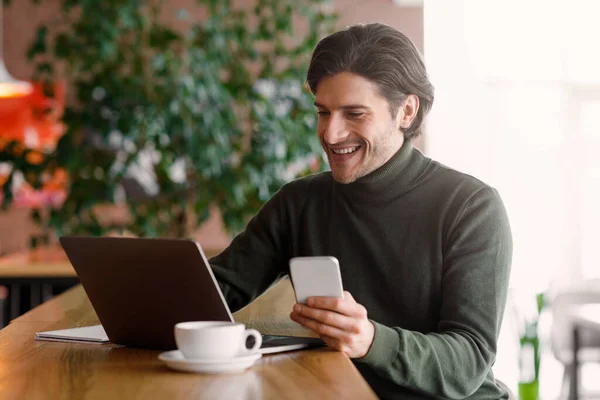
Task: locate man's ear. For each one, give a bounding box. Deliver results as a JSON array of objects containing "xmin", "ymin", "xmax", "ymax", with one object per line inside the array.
[{"xmin": 396, "ymin": 94, "xmax": 419, "ymax": 130}]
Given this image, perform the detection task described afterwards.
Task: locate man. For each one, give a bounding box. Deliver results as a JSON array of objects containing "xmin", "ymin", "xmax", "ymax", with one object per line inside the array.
[{"xmin": 210, "ymin": 23, "xmax": 512, "ymax": 399}]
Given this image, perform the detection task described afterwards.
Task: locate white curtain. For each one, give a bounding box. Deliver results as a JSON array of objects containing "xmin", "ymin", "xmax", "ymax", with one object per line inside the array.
[{"xmin": 424, "ymin": 0, "xmax": 600, "ymax": 293}]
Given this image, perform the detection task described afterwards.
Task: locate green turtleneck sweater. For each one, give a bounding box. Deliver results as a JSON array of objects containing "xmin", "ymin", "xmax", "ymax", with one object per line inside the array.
[{"xmin": 209, "ymin": 140, "xmax": 512, "ymax": 399}]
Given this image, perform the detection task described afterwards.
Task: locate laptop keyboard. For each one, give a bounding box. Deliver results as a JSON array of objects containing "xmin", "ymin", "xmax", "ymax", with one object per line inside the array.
[
  {"xmin": 261, "ymin": 335, "xmax": 289, "ymax": 348},
  {"xmin": 260, "ymin": 335, "xmax": 323, "ymax": 348},
  {"xmin": 244, "ymin": 334, "xmax": 322, "ymax": 349}
]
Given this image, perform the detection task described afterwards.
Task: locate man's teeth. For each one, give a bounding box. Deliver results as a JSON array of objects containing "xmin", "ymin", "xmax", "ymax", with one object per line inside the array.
[{"xmin": 332, "ymin": 147, "xmax": 359, "ymax": 155}]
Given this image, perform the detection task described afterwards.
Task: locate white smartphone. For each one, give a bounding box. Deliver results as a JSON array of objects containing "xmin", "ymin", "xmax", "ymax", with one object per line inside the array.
[{"xmin": 289, "ymin": 256, "xmax": 344, "ymax": 304}]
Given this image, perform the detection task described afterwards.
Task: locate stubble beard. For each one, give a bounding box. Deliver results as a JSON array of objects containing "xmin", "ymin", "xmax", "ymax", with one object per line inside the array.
[{"xmin": 328, "ymin": 126, "xmax": 401, "ymax": 184}]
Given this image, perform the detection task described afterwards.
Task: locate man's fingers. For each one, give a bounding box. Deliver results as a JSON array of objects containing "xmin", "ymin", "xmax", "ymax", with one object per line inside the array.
[
  {"xmin": 290, "ymin": 311, "xmax": 350, "ymax": 339},
  {"xmin": 306, "ymin": 296, "xmax": 367, "ymax": 318},
  {"xmin": 315, "ymin": 333, "xmax": 363, "ymax": 356},
  {"xmin": 290, "ymin": 302, "xmax": 375, "ymax": 359},
  {"xmin": 343, "ymin": 291, "xmax": 355, "ymax": 302},
  {"xmin": 319, "ymin": 334, "xmax": 343, "ymax": 351},
  {"xmin": 293, "ymin": 304, "xmax": 359, "ymax": 332}
]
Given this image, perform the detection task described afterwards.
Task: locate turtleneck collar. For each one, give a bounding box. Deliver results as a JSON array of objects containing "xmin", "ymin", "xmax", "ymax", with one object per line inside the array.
[{"xmin": 333, "ymin": 139, "xmax": 436, "ymax": 203}]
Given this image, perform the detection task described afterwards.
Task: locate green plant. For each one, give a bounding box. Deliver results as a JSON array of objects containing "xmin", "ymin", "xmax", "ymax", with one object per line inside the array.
[
  {"xmin": 4, "ymin": 0, "xmax": 336, "ymax": 237},
  {"xmin": 514, "ymin": 292, "xmax": 546, "ymax": 400}
]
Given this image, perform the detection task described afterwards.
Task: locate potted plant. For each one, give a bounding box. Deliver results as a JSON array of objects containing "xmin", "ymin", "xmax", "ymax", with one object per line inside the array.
[
  {"xmin": 512, "ymin": 291, "xmax": 545, "ymax": 400},
  {"xmin": 2, "ymin": 0, "xmax": 336, "ymax": 238}
]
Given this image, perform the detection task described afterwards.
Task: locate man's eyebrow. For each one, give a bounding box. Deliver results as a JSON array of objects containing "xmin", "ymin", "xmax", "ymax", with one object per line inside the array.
[{"xmin": 313, "ymin": 101, "xmax": 370, "ymax": 110}]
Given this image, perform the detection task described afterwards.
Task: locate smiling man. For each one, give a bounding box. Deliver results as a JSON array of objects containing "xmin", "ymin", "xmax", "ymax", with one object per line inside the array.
[
  {"xmin": 209, "ymin": 23, "xmax": 512, "ymax": 399},
  {"xmin": 313, "ymin": 71, "xmax": 413, "ymax": 184}
]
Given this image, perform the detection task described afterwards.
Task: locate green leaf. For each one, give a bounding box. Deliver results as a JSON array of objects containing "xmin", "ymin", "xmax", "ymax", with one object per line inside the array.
[
  {"xmin": 31, "ymin": 209, "xmax": 43, "ymax": 225},
  {"xmin": 63, "ymin": 0, "xmax": 78, "ymax": 13},
  {"xmin": 34, "ymin": 62, "xmax": 53, "ymax": 75},
  {"xmin": 1, "ymin": 173, "xmax": 14, "ymax": 210},
  {"xmin": 54, "ymin": 33, "xmax": 72, "ymax": 59},
  {"xmin": 27, "ymin": 26, "xmax": 48, "ymax": 60},
  {"xmin": 536, "ymin": 293, "xmax": 545, "ymax": 314}
]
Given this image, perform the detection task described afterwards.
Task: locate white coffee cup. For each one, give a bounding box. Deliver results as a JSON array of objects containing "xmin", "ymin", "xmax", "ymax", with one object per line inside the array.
[{"xmin": 174, "ymin": 321, "xmax": 262, "ymax": 359}]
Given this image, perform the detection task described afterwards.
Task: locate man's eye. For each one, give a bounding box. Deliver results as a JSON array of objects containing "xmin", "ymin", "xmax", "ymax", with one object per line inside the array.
[
  {"xmin": 317, "ymin": 111, "xmax": 330, "ymax": 116},
  {"xmin": 348, "ymin": 112, "xmax": 363, "ymax": 118}
]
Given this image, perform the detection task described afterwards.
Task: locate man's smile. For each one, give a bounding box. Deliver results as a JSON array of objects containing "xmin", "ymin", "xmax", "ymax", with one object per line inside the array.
[
  {"xmin": 327, "ymin": 145, "xmax": 363, "ymax": 167},
  {"xmin": 331, "ymin": 146, "xmax": 360, "ymax": 155}
]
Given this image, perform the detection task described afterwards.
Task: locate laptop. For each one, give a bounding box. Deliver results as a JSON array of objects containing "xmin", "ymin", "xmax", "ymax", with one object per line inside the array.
[{"xmin": 58, "ymin": 236, "xmax": 323, "ymax": 354}]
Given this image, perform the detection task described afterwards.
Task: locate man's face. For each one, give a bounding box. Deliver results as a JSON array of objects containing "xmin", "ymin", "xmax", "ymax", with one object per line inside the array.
[{"xmin": 314, "ymin": 72, "xmax": 405, "ymax": 184}]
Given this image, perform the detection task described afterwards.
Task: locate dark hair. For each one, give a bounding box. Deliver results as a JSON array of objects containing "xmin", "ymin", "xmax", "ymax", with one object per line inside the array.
[{"xmin": 306, "ymin": 23, "xmax": 434, "ymax": 139}]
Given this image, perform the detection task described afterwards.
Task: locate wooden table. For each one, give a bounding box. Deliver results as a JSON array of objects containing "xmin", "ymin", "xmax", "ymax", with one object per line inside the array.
[
  {"xmin": 0, "ymin": 245, "xmax": 225, "ymax": 281},
  {"xmin": 0, "ymin": 246, "xmax": 79, "ymax": 325},
  {"xmin": 0, "ymin": 245, "xmax": 223, "ymax": 326},
  {"xmin": 0, "ymin": 245, "xmax": 76, "ymax": 280},
  {"xmin": 0, "ymin": 245, "xmax": 224, "ymax": 279},
  {"xmin": 569, "ymin": 304, "xmax": 600, "ymax": 400},
  {"xmin": 0, "ymin": 285, "xmax": 377, "ymax": 399}
]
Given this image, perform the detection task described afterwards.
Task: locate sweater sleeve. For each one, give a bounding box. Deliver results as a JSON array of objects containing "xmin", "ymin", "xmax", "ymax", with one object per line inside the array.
[
  {"xmin": 356, "ymin": 187, "xmax": 513, "ymax": 399},
  {"xmin": 209, "ymin": 185, "xmax": 292, "ymax": 312}
]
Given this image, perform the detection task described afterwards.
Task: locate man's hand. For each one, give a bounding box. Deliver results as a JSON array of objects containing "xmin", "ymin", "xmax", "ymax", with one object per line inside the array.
[{"xmin": 289, "ymin": 291, "xmax": 375, "ymax": 358}]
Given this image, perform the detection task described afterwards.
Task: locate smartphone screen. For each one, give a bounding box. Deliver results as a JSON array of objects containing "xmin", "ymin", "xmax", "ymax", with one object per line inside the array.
[{"xmin": 289, "ymin": 256, "xmax": 344, "ymax": 304}]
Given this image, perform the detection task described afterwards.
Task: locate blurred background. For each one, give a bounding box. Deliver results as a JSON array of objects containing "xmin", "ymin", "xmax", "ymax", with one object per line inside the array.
[{"xmin": 1, "ymin": 0, "xmax": 599, "ymax": 398}]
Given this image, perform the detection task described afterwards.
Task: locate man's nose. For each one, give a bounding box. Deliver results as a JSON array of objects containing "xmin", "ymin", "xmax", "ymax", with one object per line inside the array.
[{"xmin": 322, "ymin": 115, "xmax": 348, "ymax": 145}]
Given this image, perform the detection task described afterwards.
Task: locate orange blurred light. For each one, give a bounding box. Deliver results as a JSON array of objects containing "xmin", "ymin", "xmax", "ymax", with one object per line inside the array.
[
  {"xmin": 0, "ymin": 61, "xmax": 33, "ymax": 99},
  {"xmin": 0, "ymin": 81, "xmax": 33, "ymax": 99}
]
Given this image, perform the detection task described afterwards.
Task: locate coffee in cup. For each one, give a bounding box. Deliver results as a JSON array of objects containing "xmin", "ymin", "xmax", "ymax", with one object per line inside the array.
[{"xmin": 174, "ymin": 321, "xmax": 262, "ymax": 359}]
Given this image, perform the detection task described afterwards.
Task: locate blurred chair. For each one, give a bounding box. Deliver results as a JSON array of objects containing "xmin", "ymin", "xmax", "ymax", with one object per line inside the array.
[{"xmin": 548, "ymin": 279, "xmax": 600, "ymax": 397}]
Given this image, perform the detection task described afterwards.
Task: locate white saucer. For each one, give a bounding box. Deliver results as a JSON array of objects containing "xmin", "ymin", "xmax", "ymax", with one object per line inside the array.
[{"xmin": 158, "ymin": 350, "xmax": 262, "ymax": 373}]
